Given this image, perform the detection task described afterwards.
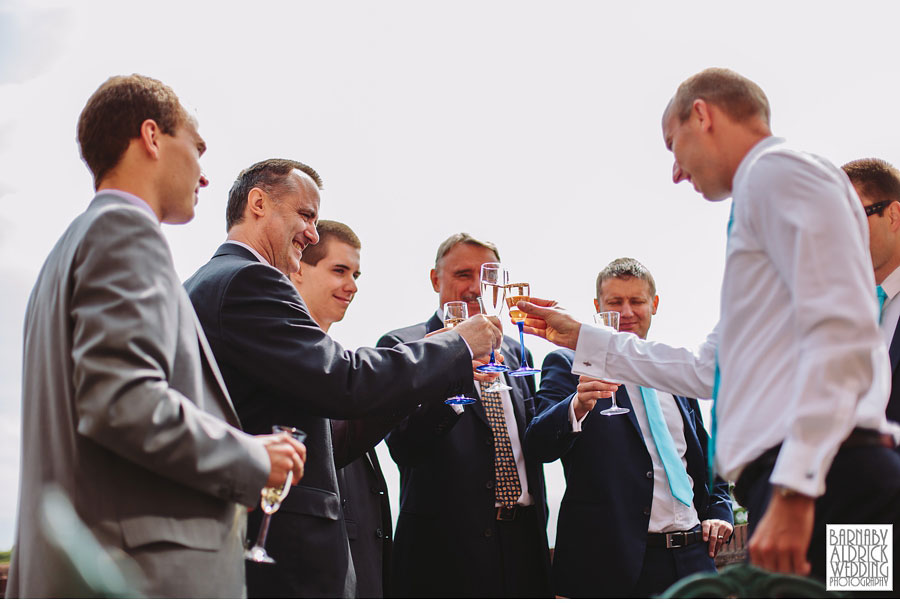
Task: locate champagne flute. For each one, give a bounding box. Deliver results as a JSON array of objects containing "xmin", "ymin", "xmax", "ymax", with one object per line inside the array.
[
  {"xmin": 443, "ymin": 301, "xmax": 477, "ymax": 405},
  {"xmin": 245, "ymin": 425, "xmax": 307, "ymax": 563},
  {"xmin": 592, "ymin": 312, "xmax": 629, "ymax": 416},
  {"xmin": 506, "ymin": 282, "xmax": 540, "ymax": 377},
  {"xmin": 476, "ymin": 263, "xmax": 510, "ymax": 375}
]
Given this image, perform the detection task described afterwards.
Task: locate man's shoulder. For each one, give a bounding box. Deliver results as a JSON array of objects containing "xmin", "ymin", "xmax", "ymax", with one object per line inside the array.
[
  {"xmin": 378, "ymin": 320, "xmax": 431, "ymax": 345},
  {"xmin": 544, "ymin": 347, "xmax": 576, "ymax": 367}
]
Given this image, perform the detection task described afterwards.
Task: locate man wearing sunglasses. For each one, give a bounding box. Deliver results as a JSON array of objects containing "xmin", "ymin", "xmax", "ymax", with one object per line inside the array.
[{"xmin": 842, "ymin": 158, "xmax": 900, "ymax": 437}]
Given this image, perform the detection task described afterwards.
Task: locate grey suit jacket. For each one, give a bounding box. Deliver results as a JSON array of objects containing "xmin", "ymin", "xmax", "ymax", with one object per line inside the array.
[{"xmin": 7, "ymin": 193, "xmax": 270, "ymax": 598}]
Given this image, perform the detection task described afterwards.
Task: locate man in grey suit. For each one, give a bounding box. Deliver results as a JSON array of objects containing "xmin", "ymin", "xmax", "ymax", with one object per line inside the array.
[{"xmin": 7, "ymin": 74, "xmax": 306, "ymax": 598}]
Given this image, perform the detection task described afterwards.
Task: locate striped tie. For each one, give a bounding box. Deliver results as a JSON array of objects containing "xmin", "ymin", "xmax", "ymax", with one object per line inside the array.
[{"xmin": 481, "ymin": 385, "xmax": 522, "ymax": 508}]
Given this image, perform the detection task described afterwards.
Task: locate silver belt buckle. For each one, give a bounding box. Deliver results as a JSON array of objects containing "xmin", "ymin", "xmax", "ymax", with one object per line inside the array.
[{"xmin": 665, "ymin": 532, "xmax": 684, "ymax": 549}]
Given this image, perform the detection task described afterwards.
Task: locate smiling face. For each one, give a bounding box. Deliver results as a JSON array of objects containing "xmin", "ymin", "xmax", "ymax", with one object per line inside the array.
[
  {"xmin": 430, "ymin": 242, "xmax": 499, "ymax": 318},
  {"xmin": 157, "ymin": 117, "xmax": 209, "ymax": 224},
  {"xmin": 662, "ymin": 102, "xmax": 731, "ymax": 202},
  {"xmin": 258, "ymin": 170, "xmax": 321, "ymax": 275},
  {"xmin": 595, "ymin": 276, "xmax": 658, "ymax": 340},
  {"xmin": 291, "ymin": 239, "xmax": 361, "ymax": 332}
]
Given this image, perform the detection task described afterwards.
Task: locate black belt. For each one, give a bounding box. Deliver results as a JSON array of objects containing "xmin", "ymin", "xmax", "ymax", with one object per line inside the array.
[
  {"xmin": 734, "ymin": 427, "xmax": 894, "ymax": 506},
  {"xmin": 646, "ymin": 527, "xmax": 703, "ymax": 549},
  {"xmin": 495, "ymin": 505, "xmax": 535, "ymax": 521}
]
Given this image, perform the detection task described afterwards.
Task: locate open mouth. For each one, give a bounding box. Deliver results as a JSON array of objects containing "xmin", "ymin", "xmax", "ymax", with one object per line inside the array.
[{"xmin": 292, "ymin": 238, "xmax": 304, "ymax": 252}]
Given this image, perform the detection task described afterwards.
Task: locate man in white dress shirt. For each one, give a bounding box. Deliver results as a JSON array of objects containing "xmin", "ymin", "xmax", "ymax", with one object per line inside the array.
[
  {"xmin": 843, "ymin": 158, "xmax": 900, "ymax": 434},
  {"xmin": 518, "ymin": 68, "xmax": 900, "ymax": 585}
]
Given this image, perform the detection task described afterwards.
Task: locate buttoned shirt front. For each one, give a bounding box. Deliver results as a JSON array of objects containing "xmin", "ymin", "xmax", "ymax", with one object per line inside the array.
[{"xmin": 573, "ymin": 137, "xmax": 895, "ymax": 498}]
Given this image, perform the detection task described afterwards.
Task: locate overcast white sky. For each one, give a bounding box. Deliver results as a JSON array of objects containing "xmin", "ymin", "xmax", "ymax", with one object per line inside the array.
[{"xmin": 2, "ymin": 0, "xmax": 899, "ymax": 550}]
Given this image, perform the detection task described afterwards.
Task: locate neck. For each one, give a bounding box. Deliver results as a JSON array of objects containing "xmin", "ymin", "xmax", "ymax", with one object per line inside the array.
[
  {"xmin": 875, "ymin": 259, "xmax": 900, "ymax": 286},
  {"xmin": 96, "ymin": 173, "xmax": 161, "ymax": 222},
  {"xmin": 227, "ymin": 225, "xmax": 275, "ymax": 265}
]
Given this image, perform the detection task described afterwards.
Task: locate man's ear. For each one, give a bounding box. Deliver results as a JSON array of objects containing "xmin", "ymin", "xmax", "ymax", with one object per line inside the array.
[
  {"xmin": 693, "ymin": 98, "xmax": 713, "ymax": 133},
  {"xmin": 593, "ymin": 298, "xmax": 600, "ymax": 313},
  {"xmin": 651, "ymin": 294, "xmax": 660, "ymax": 315},
  {"xmin": 139, "ymin": 119, "xmax": 161, "ymax": 159},
  {"xmin": 888, "ymin": 201, "xmax": 900, "ymax": 233},
  {"xmin": 247, "ymin": 187, "xmax": 267, "ymax": 218},
  {"xmin": 430, "ymin": 269, "xmax": 440, "ymax": 293}
]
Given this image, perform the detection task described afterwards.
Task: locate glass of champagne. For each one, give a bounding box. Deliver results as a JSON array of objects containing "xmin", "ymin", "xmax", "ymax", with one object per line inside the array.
[
  {"xmin": 592, "ymin": 312, "xmax": 629, "ymax": 416},
  {"xmin": 443, "ymin": 301, "xmax": 477, "ymax": 405},
  {"xmin": 245, "ymin": 425, "xmax": 307, "ymax": 564},
  {"xmin": 506, "ymin": 282, "xmax": 540, "ymax": 377},
  {"xmin": 476, "ymin": 262, "xmax": 510, "ymax": 375}
]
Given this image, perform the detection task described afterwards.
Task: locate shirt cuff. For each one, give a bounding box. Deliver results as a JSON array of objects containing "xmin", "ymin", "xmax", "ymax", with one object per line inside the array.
[
  {"xmin": 572, "ymin": 324, "xmax": 614, "ymax": 379},
  {"xmin": 569, "ymin": 397, "xmax": 588, "ymax": 432}
]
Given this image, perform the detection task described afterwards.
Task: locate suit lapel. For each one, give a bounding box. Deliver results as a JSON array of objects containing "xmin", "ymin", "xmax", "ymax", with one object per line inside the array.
[
  {"xmin": 617, "ymin": 387, "xmax": 644, "ymax": 441},
  {"xmin": 889, "ymin": 313, "xmax": 900, "ymax": 372}
]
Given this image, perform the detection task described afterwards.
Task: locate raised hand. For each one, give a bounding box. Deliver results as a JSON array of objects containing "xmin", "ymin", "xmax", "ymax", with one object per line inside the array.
[{"xmin": 517, "ymin": 297, "xmax": 582, "ymax": 350}]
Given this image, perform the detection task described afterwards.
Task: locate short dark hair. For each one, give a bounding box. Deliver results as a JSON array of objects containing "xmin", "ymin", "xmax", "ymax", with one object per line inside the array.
[
  {"xmin": 300, "ymin": 220, "xmax": 361, "ymax": 266},
  {"xmin": 668, "ymin": 67, "xmax": 770, "ymax": 126},
  {"xmin": 226, "ymin": 158, "xmax": 323, "ymax": 231},
  {"xmin": 596, "ymin": 257, "xmax": 657, "ymax": 299},
  {"xmin": 77, "ymin": 74, "xmax": 187, "ymax": 187},
  {"xmin": 434, "ymin": 233, "xmax": 500, "ymax": 268},
  {"xmin": 841, "ymin": 158, "xmax": 900, "ymax": 203}
]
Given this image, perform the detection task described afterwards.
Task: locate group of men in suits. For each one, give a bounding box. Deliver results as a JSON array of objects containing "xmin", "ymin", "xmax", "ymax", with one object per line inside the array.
[{"xmin": 11, "ymin": 66, "xmax": 900, "ymax": 598}]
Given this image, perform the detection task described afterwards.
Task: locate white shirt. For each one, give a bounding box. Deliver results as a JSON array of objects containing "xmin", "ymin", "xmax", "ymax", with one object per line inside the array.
[
  {"xmin": 98, "ymin": 188, "xmax": 158, "ymax": 222},
  {"xmin": 878, "ymin": 265, "xmax": 900, "ymax": 347},
  {"xmin": 569, "ymin": 385, "xmax": 700, "ymax": 532},
  {"xmin": 573, "ymin": 137, "xmax": 896, "ymax": 498},
  {"xmin": 225, "ymin": 239, "xmax": 270, "ymax": 265}
]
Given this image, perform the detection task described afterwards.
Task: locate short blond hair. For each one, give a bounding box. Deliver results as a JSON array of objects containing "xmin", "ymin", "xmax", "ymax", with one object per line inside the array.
[{"xmin": 669, "ymin": 67, "xmax": 770, "ymax": 126}]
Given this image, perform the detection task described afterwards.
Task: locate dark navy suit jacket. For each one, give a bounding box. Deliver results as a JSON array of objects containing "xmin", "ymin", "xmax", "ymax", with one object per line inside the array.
[
  {"xmin": 380, "ymin": 313, "xmax": 552, "ymax": 597},
  {"xmin": 524, "ymin": 349, "xmax": 732, "ymax": 598},
  {"xmin": 184, "ymin": 244, "xmax": 473, "ymax": 597},
  {"xmin": 887, "ymin": 313, "xmax": 900, "ymax": 427}
]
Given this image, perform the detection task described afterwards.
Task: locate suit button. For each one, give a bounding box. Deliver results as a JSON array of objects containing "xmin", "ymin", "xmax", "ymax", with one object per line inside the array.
[
  {"xmin": 643, "ymin": 506, "xmax": 651, "ymax": 516},
  {"xmin": 646, "ymin": 471, "xmax": 653, "ymax": 479},
  {"xmin": 483, "ymin": 528, "xmax": 493, "ymax": 538},
  {"xmin": 375, "ymin": 528, "xmax": 384, "ymax": 538},
  {"xmin": 485, "ymin": 480, "xmax": 494, "ymax": 490},
  {"xmin": 342, "ymin": 499, "xmax": 348, "ymax": 507}
]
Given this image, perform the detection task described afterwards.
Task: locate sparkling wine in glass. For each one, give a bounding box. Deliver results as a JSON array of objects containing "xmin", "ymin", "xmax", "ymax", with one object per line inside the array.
[
  {"xmin": 443, "ymin": 301, "xmax": 477, "ymax": 405},
  {"xmin": 506, "ymin": 282, "xmax": 540, "ymax": 377},
  {"xmin": 592, "ymin": 311, "xmax": 629, "ymax": 416},
  {"xmin": 476, "ymin": 263, "xmax": 510, "ymax": 376},
  {"xmin": 245, "ymin": 425, "xmax": 307, "ymax": 563}
]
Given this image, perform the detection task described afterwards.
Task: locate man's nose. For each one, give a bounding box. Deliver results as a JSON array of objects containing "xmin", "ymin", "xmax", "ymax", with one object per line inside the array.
[
  {"xmin": 199, "ymin": 173, "xmax": 210, "ymax": 188},
  {"xmin": 307, "ymin": 223, "xmax": 320, "ymax": 245}
]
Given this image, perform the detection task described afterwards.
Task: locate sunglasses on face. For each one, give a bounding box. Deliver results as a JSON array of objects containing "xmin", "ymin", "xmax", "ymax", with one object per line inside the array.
[{"xmin": 864, "ymin": 200, "xmax": 895, "ymax": 217}]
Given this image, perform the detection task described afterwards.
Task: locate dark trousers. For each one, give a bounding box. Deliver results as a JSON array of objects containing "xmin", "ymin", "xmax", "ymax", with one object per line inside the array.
[
  {"xmin": 632, "ymin": 537, "xmax": 717, "ymax": 597},
  {"xmin": 495, "ymin": 507, "xmax": 553, "ymax": 597},
  {"xmin": 742, "ymin": 445, "xmax": 900, "ymax": 595}
]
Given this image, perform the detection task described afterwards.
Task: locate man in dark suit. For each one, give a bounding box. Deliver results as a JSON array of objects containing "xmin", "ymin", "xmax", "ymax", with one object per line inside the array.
[
  {"xmin": 184, "ymin": 161, "xmax": 500, "ymax": 598},
  {"xmin": 8, "ymin": 75, "xmax": 305, "ymax": 598},
  {"xmin": 842, "ymin": 158, "xmax": 900, "ymax": 432},
  {"xmin": 380, "ymin": 233, "xmax": 552, "ymax": 597},
  {"xmin": 524, "ymin": 257, "xmax": 732, "ymax": 597},
  {"xmin": 289, "ymin": 219, "xmax": 393, "ymax": 597}
]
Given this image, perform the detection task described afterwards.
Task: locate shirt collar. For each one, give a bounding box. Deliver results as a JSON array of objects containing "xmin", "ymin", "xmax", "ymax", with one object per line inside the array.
[
  {"xmin": 880, "ymin": 265, "xmax": 900, "ymax": 300},
  {"xmin": 95, "ymin": 189, "xmax": 158, "ymax": 221},
  {"xmin": 731, "ymin": 136, "xmax": 786, "ymax": 195},
  {"xmin": 225, "ymin": 239, "xmax": 271, "ymax": 266}
]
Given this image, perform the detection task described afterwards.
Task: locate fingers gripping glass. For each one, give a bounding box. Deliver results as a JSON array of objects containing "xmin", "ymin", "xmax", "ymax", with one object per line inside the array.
[
  {"xmin": 592, "ymin": 312, "xmax": 629, "ymax": 416},
  {"xmin": 506, "ymin": 282, "xmax": 540, "ymax": 377},
  {"xmin": 443, "ymin": 301, "xmax": 477, "ymax": 405},
  {"xmin": 245, "ymin": 425, "xmax": 307, "ymax": 564}
]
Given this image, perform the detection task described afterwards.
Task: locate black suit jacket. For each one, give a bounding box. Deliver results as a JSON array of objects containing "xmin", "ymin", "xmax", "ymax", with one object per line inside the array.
[
  {"xmin": 184, "ymin": 244, "xmax": 473, "ymax": 597},
  {"xmin": 332, "ymin": 419, "xmax": 394, "ymax": 598},
  {"xmin": 887, "ymin": 313, "xmax": 900, "ymax": 427},
  {"xmin": 379, "ymin": 313, "xmax": 552, "ymax": 597},
  {"xmin": 524, "ymin": 349, "xmax": 733, "ymax": 597}
]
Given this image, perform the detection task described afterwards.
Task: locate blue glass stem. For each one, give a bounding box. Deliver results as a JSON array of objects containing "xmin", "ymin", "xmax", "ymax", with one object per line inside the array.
[{"xmin": 517, "ymin": 322, "xmax": 527, "ymax": 367}]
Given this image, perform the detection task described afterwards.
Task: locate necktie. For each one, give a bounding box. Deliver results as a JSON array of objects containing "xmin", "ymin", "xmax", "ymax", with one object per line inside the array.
[
  {"xmin": 639, "ymin": 387, "xmax": 693, "ymax": 507},
  {"xmin": 709, "ymin": 201, "xmax": 735, "ymax": 489},
  {"xmin": 877, "ymin": 285, "xmax": 888, "ymax": 324},
  {"xmin": 480, "ymin": 385, "xmax": 522, "ymax": 508}
]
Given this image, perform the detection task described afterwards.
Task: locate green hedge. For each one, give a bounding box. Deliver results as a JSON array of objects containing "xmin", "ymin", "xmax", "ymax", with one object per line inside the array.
[{"xmin": 0, "ymin": 549, "xmax": 10, "ymax": 563}]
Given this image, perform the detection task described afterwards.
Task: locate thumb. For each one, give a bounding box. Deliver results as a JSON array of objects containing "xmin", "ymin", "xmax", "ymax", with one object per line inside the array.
[{"xmin": 518, "ymin": 300, "xmax": 553, "ymax": 317}]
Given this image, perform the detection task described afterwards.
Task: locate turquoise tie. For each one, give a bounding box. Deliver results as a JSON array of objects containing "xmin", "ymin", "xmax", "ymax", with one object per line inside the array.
[
  {"xmin": 639, "ymin": 387, "xmax": 693, "ymax": 507},
  {"xmin": 709, "ymin": 202, "xmax": 734, "ymax": 489},
  {"xmin": 877, "ymin": 285, "xmax": 888, "ymax": 324}
]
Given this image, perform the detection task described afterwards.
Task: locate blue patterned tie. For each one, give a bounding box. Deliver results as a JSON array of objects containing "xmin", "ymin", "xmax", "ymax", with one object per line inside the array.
[
  {"xmin": 639, "ymin": 387, "xmax": 693, "ymax": 506},
  {"xmin": 877, "ymin": 285, "xmax": 888, "ymax": 324}
]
